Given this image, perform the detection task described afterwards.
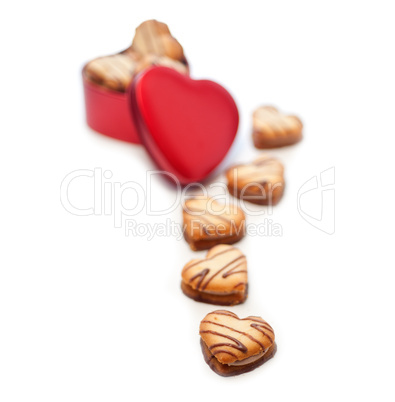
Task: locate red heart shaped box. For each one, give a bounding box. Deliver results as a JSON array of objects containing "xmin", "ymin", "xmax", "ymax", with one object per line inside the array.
[
  {"xmin": 82, "ymin": 66, "xmax": 239, "ymax": 184},
  {"xmin": 82, "ymin": 67, "xmax": 140, "ymax": 143},
  {"xmin": 129, "ymin": 67, "xmax": 239, "ymax": 184}
]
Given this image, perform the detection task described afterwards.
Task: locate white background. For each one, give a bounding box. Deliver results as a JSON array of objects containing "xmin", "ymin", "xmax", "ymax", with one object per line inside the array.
[{"xmin": 1, "ymin": 1, "xmax": 395, "ymax": 401}]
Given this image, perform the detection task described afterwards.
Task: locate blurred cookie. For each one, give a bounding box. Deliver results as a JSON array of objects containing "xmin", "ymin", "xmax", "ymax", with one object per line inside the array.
[
  {"xmin": 84, "ymin": 52, "xmax": 139, "ymax": 92},
  {"xmin": 200, "ymin": 310, "xmax": 276, "ymax": 376},
  {"xmin": 131, "ymin": 19, "xmax": 187, "ymax": 63},
  {"xmin": 181, "ymin": 245, "xmax": 248, "ymax": 305},
  {"xmin": 84, "ymin": 20, "xmax": 188, "ymax": 92},
  {"xmin": 226, "ymin": 154, "xmax": 285, "ymax": 205},
  {"xmin": 253, "ymin": 106, "xmax": 303, "ymax": 148},
  {"xmin": 182, "ymin": 197, "xmax": 246, "ymax": 251}
]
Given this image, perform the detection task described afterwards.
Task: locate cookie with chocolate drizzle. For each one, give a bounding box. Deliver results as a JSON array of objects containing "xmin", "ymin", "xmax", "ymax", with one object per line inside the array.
[
  {"xmin": 226, "ymin": 154, "xmax": 285, "ymax": 205},
  {"xmin": 84, "ymin": 52, "xmax": 140, "ymax": 92},
  {"xmin": 181, "ymin": 245, "xmax": 248, "ymax": 305},
  {"xmin": 130, "ymin": 19, "xmax": 187, "ymax": 64},
  {"xmin": 182, "ymin": 197, "xmax": 246, "ymax": 251},
  {"xmin": 252, "ymin": 106, "xmax": 303, "ymax": 148},
  {"xmin": 83, "ymin": 19, "xmax": 189, "ymax": 92},
  {"xmin": 200, "ymin": 310, "xmax": 276, "ymax": 376}
]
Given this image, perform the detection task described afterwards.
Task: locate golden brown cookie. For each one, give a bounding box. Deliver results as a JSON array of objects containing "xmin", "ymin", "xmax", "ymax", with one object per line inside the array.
[
  {"xmin": 182, "ymin": 197, "xmax": 246, "ymax": 251},
  {"xmin": 181, "ymin": 245, "xmax": 248, "ymax": 305},
  {"xmin": 252, "ymin": 106, "xmax": 303, "ymax": 148},
  {"xmin": 84, "ymin": 52, "xmax": 139, "ymax": 92},
  {"xmin": 84, "ymin": 20, "xmax": 188, "ymax": 92},
  {"xmin": 200, "ymin": 310, "xmax": 276, "ymax": 376},
  {"xmin": 131, "ymin": 19, "xmax": 186, "ymax": 63},
  {"xmin": 226, "ymin": 154, "xmax": 285, "ymax": 205}
]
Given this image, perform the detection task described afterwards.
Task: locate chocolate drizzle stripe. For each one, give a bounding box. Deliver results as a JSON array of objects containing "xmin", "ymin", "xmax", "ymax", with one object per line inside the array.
[
  {"xmin": 184, "ymin": 247, "xmax": 236, "ymax": 271},
  {"xmin": 209, "ymin": 311, "xmax": 239, "ymax": 319},
  {"xmin": 189, "ymin": 268, "xmax": 209, "ymax": 288},
  {"xmin": 201, "ymin": 255, "xmax": 246, "ymax": 290},
  {"xmin": 251, "ymin": 322, "xmax": 273, "ymax": 333},
  {"xmin": 199, "ymin": 330, "xmax": 248, "ymax": 354},
  {"xmin": 255, "ymin": 324, "xmax": 274, "ymax": 335},
  {"xmin": 244, "ymin": 317, "xmax": 273, "ymax": 330},
  {"xmin": 222, "ymin": 261, "xmax": 247, "ymax": 278},
  {"xmin": 201, "ymin": 320, "xmax": 266, "ymax": 350},
  {"xmin": 250, "ymin": 323, "xmax": 274, "ymax": 343},
  {"xmin": 206, "ymin": 312, "xmax": 274, "ymax": 340},
  {"xmin": 223, "ymin": 270, "xmax": 247, "ymax": 278}
]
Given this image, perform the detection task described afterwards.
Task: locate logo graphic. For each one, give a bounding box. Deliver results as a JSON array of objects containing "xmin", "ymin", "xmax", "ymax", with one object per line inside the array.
[
  {"xmin": 59, "ymin": 168, "xmax": 283, "ymax": 238},
  {"xmin": 297, "ymin": 167, "xmax": 335, "ymax": 234}
]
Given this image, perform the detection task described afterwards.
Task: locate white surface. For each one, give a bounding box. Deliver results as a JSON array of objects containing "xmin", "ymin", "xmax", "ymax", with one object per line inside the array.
[{"xmin": 1, "ymin": 1, "xmax": 395, "ymax": 401}]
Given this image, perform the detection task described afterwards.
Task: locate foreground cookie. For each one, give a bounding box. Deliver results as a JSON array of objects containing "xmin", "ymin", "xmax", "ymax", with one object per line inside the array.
[
  {"xmin": 200, "ymin": 310, "xmax": 276, "ymax": 376},
  {"xmin": 253, "ymin": 106, "xmax": 303, "ymax": 148},
  {"xmin": 226, "ymin": 155, "xmax": 285, "ymax": 205},
  {"xmin": 181, "ymin": 245, "xmax": 247, "ymax": 305},
  {"xmin": 183, "ymin": 197, "xmax": 246, "ymax": 251}
]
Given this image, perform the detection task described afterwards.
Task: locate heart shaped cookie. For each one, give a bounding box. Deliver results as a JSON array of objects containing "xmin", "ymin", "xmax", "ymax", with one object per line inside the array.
[
  {"xmin": 253, "ymin": 106, "xmax": 303, "ymax": 148},
  {"xmin": 181, "ymin": 245, "xmax": 247, "ymax": 305},
  {"xmin": 182, "ymin": 197, "xmax": 246, "ymax": 251},
  {"xmin": 226, "ymin": 154, "xmax": 285, "ymax": 205},
  {"xmin": 130, "ymin": 19, "xmax": 187, "ymax": 63},
  {"xmin": 130, "ymin": 67, "xmax": 239, "ymax": 184},
  {"xmin": 200, "ymin": 310, "xmax": 276, "ymax": 376},
  {"xmin": 84, "ymin": 52, "xmax": 140, "ymax": 92},
  {"xmin": 84, "ymin": 20, "xmax": 188, "ymax": 93}
]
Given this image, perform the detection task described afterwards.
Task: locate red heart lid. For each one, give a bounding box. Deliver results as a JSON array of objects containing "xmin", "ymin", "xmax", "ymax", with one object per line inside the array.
[{"xmin": 128, "ymin": 67, "xmax": 239, "ymax": 185}]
